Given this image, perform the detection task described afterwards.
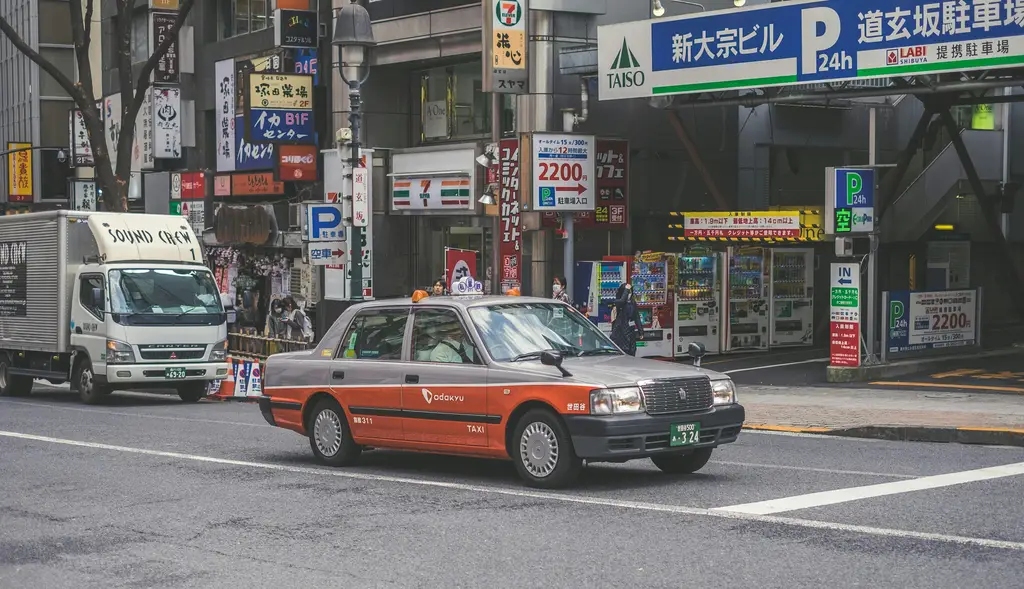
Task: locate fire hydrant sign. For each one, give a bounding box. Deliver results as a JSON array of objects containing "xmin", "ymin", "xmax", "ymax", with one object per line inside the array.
[
  {"xmin": 531, "ymin": 133, "xmax": 595, "ymax": 212},
  {"xmin": 829, "ymin": 262, "xmax": 860, "ymax": 368}
]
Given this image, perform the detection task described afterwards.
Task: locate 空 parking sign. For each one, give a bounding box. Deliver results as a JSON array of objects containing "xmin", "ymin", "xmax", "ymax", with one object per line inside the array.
[{"xmin": 598, "ymin": 0, "xmax": 1024, "ymax": 100}]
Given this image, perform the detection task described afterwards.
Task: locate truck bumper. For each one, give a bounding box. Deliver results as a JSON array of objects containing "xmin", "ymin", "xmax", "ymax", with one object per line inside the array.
[
  {"xmin": 562, "ymin": 404, "xmax": 745, "ymax": 462},
  {"xmin": 100, "ymin": 362, "xmax": 230, "ymax": 387}
]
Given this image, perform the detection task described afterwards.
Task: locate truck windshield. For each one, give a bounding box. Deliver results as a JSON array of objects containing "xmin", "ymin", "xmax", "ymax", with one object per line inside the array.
[
  {"xmin": 468, "ymin": 302, "xmax": 621, "ymax": 362},
  {"xmin": 108, "ymin": 268, "xmax": 224, "ymax": 325}
]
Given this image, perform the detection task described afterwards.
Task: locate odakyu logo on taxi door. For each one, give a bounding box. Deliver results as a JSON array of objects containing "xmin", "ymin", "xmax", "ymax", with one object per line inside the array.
[{"xmin": 421, "ymin": 388, "xmax": 465, "ymax": 404}]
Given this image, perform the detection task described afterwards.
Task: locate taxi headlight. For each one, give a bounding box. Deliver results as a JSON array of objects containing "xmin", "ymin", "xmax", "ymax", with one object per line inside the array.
[
  {"xmin": 105, "ymin": 340, "xmax": 136, "ymax": 364},
  {"xmin": 590, "ymin": 387, "xmax": 645, "ymax": 415},
  {"xmin": 711, "ymin": 379, "xmax": 737, "ymax": 405}
]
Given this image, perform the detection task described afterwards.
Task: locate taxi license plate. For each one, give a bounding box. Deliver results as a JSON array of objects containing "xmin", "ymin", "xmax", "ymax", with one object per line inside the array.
[
  {"xmin": 165, "ymin": 367, "xmax": 187, "ymax": 380},
  {"xmin": 670, "ymin": 422, "xmax": 701, "ymax": 447}
]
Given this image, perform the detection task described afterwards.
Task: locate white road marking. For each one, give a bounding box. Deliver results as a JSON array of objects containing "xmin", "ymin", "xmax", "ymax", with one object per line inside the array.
[
  {"xmin": 723, "ymin": 358, "xmax": 828, "ymax": 374},
  {"xmin": 0, "ymin": 399, "xmax": 265, "ymax": 428},
  {"xmin": 716, "ymin": 461, "xmax": 1024, "ymax": 515},
  {"xmin": 2, "ymin": 430, "xmax": 1023, "ymax": 552},
  {"xmin": 714, "ymin": 460, "xmax": 917, "ymax": 479}
]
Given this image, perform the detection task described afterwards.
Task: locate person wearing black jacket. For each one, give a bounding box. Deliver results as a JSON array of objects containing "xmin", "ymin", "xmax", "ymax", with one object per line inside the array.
[{"xmin": 610, "ymin": 283, "xmax": 643, "ymax": 356}]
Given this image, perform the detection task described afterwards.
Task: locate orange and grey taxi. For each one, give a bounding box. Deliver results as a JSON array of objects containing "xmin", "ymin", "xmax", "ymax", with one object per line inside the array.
[{"xmin": 258, "ymin": 294, "xmax": 744, "ymax": 488}]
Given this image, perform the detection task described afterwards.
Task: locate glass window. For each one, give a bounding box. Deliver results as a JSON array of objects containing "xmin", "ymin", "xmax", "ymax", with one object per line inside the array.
[
  {"xmin": 411, "ymin": 309, "xmax": 480, "ymax": 365},
  {"xmin": 469, "ymin": 303, "xmax": 621, "ymax": 362},
  {"xmin": 131, "ymin": 12, "xmax": 148, "ymax": 63},
  {"xmin": 38, "ymin": 48, "xmax": 75, "ymax": 97},
  {"xmin": 108, "ymin": 268, "xmax": 223, "ymax": 325},
  {"xmin": 419, "ymin": 60, "xmax": 509, "ymax": 144},
  {"xmin": 39, "ymin": 0, "xmax": 73, "ymax": 45},
  {"xmin": 222, "ymin": 0, "xmax": 272, "ymax": 39},
  {"xmin": 338, "ymin": 309, "xmax": 409, "ymax": 361},
  {"xmin": 451, "ymin": 62, "xmax": 487, "ymax": 137},
  {"xmin": 80, "ymin": 275, "xmax": 105, "ymax": 318}
]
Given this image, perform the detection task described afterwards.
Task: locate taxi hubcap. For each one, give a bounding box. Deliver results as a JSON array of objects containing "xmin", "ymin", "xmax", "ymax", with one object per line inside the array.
[
  {"xmin": 520, "ymin": 422, "xmax": 559, "ymax": 478},
  {"xmin": 314, "ymin": 409, "xmax": 344, "ymax": 457}
]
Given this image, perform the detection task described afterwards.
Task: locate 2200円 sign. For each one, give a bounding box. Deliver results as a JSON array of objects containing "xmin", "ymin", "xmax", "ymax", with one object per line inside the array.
[{"xmin": 886, "ymin": 289, "xmax": 978, "ymax": 355}]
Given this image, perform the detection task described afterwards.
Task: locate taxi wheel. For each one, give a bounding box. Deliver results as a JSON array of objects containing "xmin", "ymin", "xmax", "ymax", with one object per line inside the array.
[
  {"xmin": 307, "ymin": 397, "xmax": 361, "ymax": 467},
  {"xmin": 512, "ymin": 409, "xmax": 582, "ymax": 489},
  {"xmin": 651, "ymin": 448, "xmax": 713, "ymax": 475}
]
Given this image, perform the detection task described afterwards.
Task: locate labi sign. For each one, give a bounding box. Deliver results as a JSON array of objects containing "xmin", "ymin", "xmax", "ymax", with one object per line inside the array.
[{"xmin": 606, "ymin": 39, "xmax": 645, "ymax": 90}]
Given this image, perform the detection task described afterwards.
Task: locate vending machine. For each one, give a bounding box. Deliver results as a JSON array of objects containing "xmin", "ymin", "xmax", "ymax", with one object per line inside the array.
[
  {"xmin": 631, "ymin": 253, "xmax": 674, "ymax": 358},
  {"xmin": 674, "ymin": 248, "xmax": 723, "ymax": 356},
  {"xmin": 770, "ymin": 248, "xmax": 815, "ymax": 346},
  {"xmin": 575, "ymin": 259, "xmax": 629, "ymax": 334},
  {"xmin": 726, "ymin": 246, "xmax": 770, "ymax": 351}
]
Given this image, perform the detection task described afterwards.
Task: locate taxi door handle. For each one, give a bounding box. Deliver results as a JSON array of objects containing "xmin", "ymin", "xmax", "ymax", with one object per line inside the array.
[
  {"xmin": 332, "ymin": 370, "xmax": 345, "ymax": 380},
  {"xmin": 405, "ymin": 374, "xmax": 419, "ymax": 384}
]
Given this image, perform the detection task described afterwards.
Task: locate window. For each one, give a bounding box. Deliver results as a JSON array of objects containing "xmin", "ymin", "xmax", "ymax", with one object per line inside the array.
[
  {"xmin": 337, "ymin": 309, "xmax": 409, "ymax": 361},
  {"xmin": 469, "ymin": 303, "xmax": 620, "ymax": 362},
  {"xmin": 38, "ymin": 48, "xmax": 75, "ymax": 97},
  {"xmin": 221, "ymin": 0, "xmax": 272, "ymax": 39},
  {"xmin": 39, "ymin": 0, "xmax": 73, "ymax": 45},
  {"xmin": 131, "ymin": 12, "xmax": 149, "ymax": 63},
  {"xmin": 80, "ymin": 275, "xmax": 105, "ymax": 319},
  {"xmin": 419, "ymin": 60, "xmax": 512, "ymax": 144},
  {"xmin": 411, "ymin": 309, "xmax": 480, "ymax": 365}
]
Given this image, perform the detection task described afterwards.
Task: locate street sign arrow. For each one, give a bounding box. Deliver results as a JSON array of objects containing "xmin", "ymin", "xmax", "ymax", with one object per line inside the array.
[
  {"xmin": 555, "ymin": 183, "xmax": 587, "ymax": 195},
  {"xmin": 838, "ymin": 277, "xmax": 852, "ymax": 285},
  {"xmin": 332, "ymin": 249, "xmax": 345, "ymax": 257}
]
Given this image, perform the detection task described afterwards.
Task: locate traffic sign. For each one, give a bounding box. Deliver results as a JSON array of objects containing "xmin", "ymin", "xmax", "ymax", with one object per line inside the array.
[
  {"xmin": 829, "ymin": 262, "xmax": 861, "ymax": 368},
  {"xmin": 304, "ymin": 203, "xmax": 346, "ymax": 242},
  {"xmin": 826, "ymin": 167, "xmax": 875, "ymax": 234},
  {"xmin": 531, "ymin": 133, "xmax": 595, "ymax": 212},
  {"xmin": 307, "ymin": 241, "xmax": 347, "ymax": 265}
]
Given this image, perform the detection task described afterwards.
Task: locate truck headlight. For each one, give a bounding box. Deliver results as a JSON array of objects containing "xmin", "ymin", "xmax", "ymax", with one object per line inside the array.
[
  {"xmin": 210, "ymin": 339, "xmax": 228, "ymax": 362},
  {"xmin": 590, "ymin": 387, "xmax": 645, "ymax": 415},
  {"xmin": 105, "ymin": 340, "xmax": 136, "ymax": 364},
  {"xmin": 711, "ymin": 379, "xmax": 737, "ymax": 405}
]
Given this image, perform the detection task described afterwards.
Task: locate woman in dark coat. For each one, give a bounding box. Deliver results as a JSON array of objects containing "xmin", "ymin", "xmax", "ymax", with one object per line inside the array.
[{"xmin": 610, "ymin": 283, "xmax": 643, "ymax": 356}]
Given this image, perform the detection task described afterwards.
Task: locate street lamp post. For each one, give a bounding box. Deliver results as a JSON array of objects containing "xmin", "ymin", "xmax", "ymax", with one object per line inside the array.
[{"xmin": 333, "ymin": 1, "xmax": 376, "ymax": 302}]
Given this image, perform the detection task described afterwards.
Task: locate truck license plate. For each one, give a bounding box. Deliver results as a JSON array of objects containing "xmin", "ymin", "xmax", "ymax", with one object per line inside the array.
[
  {"xmin": 165, "ymin": 367, "xmax": 187, "ymax": 380},
  {"xmin": 670, "ymin": 422, "xmax": 701, "ymax": 447}
]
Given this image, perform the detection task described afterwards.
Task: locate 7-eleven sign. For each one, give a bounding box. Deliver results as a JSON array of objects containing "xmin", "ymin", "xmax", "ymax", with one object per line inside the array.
[{"xmin": 497, "ymin": 0, "xmax": 522, "ymax": 26}]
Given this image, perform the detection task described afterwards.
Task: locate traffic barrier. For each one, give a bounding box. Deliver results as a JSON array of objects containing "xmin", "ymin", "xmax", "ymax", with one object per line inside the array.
[
  {"xmin": 208, "ymin": 357, "xmax": 236, "ymax": 399},
  {"xmin": 228, "ymin": 332, "xmax": 311, "ymax": 359},
  {"xmin": 208, "ymin": 356, "xmax": 264, "ymax": 401}
]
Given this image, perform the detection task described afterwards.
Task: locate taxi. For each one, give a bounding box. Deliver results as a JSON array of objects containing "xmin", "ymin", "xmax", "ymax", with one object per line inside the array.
[{"xmin": 257, "ymin": 278, "xmax": 745, "ymax": 488}]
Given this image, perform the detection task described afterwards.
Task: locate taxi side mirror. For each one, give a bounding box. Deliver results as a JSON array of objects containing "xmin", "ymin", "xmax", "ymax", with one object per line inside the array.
[
  {"xmin": 540, "ymin": 350, "xmax": 572, "ymax": 378},
  {"xmin": 687, "ymin": 342, "xmax": 706, "ymax": 368}
]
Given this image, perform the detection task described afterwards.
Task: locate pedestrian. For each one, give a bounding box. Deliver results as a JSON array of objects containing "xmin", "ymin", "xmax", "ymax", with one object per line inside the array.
[
  {"xmin": 264, "ymin": 298, "xmax": 286, "ymax": 354},
  {"xmin": 552, "ymin": 275, "xmax": 571, "ymax": 304},
  {"xmin": 610, "ymin": 283, "xmax": 643, "ymax": 356},
  {"xmin": 282, "ymin": 296, "xmax": 312, "ymax": 345},
  {"xmin": 430, "ymin": 279, "xmax": 446, "ymax": 296}
]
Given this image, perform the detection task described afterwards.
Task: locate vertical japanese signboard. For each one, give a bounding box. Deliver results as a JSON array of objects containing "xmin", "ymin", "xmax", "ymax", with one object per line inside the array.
[
  {"xmin": 153, "ymin": 87, "xmax": 182, "ymax": 159},
  {"xmin": 215, "ymin": 59, "xmax": 236, "ymax": 172},
  {"xmin": 498, "ymin": 138, "xmax": 522, "ymax": 292},
  {"xmin": 6, "ymin": 143, "xmax": 33, "ymax": 202},
  {"xmin": 69, "ymin": 110, "xmax": 94, "ymax": 167},
  {"xmin": 489, "ymin": 0, "xmax": 528, "ymax": 93},
  {"xmin": 829, "ymin": 262, "xmax": 861, "ymax": 368},
  {"xmin": 825, "ymin": 167, "xmax": 875, "ymax": 235},
  {"xmin": 149, "ymin": 12, "xmax": 179, "ymax": 85},
  {"xmin": 246, "ymin": 73, "xmax": 315, "ymax": 144}
]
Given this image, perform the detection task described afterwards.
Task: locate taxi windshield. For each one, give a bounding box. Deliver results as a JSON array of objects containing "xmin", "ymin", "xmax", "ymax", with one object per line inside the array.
[{"xmin": 469, "ymin": 302, "xmax": 621, "ymax": 361}]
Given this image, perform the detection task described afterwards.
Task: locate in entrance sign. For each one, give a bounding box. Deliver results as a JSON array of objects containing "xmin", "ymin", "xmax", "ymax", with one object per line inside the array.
[{"xmin": 829, "ymin": 262, "xmax": 861, "ymax": 368}]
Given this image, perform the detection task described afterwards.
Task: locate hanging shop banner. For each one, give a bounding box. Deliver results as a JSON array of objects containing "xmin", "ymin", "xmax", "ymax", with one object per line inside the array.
[
  {"xmin": 246, "ymin": 107, "xmax": 314, "ymax": 143},
  {"xmin": 149, "ymin": 12, "xmax": 179, "ymax": 85},
  {"xmin": 423, "ymin": 100, "xmax": 448, "ymax": 140},
  {"xmin": 885, "ymin": 289, "xmax": 978, "ymax": 357},
  {"xmin": 829, "ymin": 262, "xmax": 861, "ymax": 368},
  {"xmin": 70, "ymin": 180, "xmax": 98, "ymax": 211},
  {"xmin": 247, "ymin": 73, "xmax": 313, "ymax": 110},
  {"xmin": 825, "ymin": 167, "xmax": 875, "ymax": 235},
  {"xmin": 352, "ymin": 167, "xmax": 370, "ymax": 227},
  {"xmin": 6, "ymin": 143, "xmax": 33, "ymax": 201},
  {"xmin": 489, "ymin": 0, "xmax": 528, "ymax": 93},
  {"xmin": 531, "ymin": 133, "xmax": 596, "ymax": 212},
  {"xmin": 291, "ymin": 48, "xmax": 320, "ymax": 86},
  {"xmin": 235, "ymin": 50, "xmax": 287, "ymax": 110},
  {"xmin": 498, "ymin": 138, "xmax": 522, "ymax": 292},
  {"xmin": 274, "ymin": 9, "xmax": 318, "ymax": 49},
  {"xmin": 170, "ymin": 199, "xmax": 205, "ymax": 236},
  {"xmin": 234, "ymin": 115, "xmax": 275, "ymax": 171},
  {"xmin": 69, "ymin": 110, "xmax": 94, "ymax": 167},
  {"xmin": 213, "ymin": 175, "xmax": 232, "ymax": 196},
  {"xmin": 103, "ymin": 93, "xmax": 121, "ymax": 168},
  {"xmin": 682, "ymin": 211, "xmax": 801, "ymax": 239},
  {"xmin": 325, "ymin": 149, "xmax": 374, "ymax": 301},
  {"xmin": 276, "ymin": 144, "xmax": 318, "ymax": 181},
  {"xmin": 0, "ymin": 240, "xmax": 28, "ymax": 317},
  {"xmin": 542, "ymin": 138, "xmax": 629, "ymax": 229},
  {"xmin": 215, "ymin": 59, "xmax": 236, "ymax": 172},
  {"xmin": 392, "ymin": 176, "xmax": 472, "ymax": 211},
  {"xmin": 598, "ymin": 0, "xmax": 1024, "ymax": 101},
  {"xmin": 132, "ymin": 90, "xmax": 154, "ymax": 171},
  {"xmin": 174, "ymin": 171, "xmax": 205, "ymax": 199},
  {"xmin": 153, "ymin": 87, "xmax": 182, "ymax": 159},
  {"xmin": 149, "ymin": 0, "xmax": 179, "ymax": 9},
  {"xmin": 231, "ymin": 172, "xmax": 285, "ymax": 196},
  {"xmin": 445, "ymin": 248, "xmax": 478, "ymax": 288}
]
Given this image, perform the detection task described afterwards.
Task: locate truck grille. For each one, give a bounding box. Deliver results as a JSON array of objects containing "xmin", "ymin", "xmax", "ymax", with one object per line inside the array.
[
  {"xmin": 138, "ymin": 344, "xmax": 207, "ymax": 361},
  {"xmin": 640, "ymin": 377, "xmax": 714, "ymax": 415}
]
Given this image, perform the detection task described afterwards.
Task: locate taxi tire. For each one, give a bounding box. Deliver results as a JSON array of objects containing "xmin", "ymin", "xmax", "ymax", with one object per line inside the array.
[
  {"xmin": 651, "ymin": 448, "xmax": 713, "ymax": 475},
  {"xmin": 307, "ymin": 397, "xmax": 361, "ymax": 467},
  {"xmin": 511, "ymin": 409, "xmax": 582, "ymax": 489}
]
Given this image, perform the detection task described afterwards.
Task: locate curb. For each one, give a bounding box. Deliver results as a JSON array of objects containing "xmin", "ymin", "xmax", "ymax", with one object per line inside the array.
[
  {"xmin": 742, "ymin": 424, "xmax": 1024, "ymax": 447},
  {"xmin": 826, "ymin": 347, "xmax": 1024, "ymax": 383}
]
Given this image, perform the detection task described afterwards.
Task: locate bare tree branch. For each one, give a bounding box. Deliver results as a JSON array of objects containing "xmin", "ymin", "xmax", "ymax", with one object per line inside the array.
[
  {"xmin": 83, "ymin": 0, "xmax": 95, "ymax": 53},
  {"xmin": 69, "ymin": 0, "xmax": 96, "ymax": 104},
  {"xmin": 0, "ymin": 16, "xmax": 89, "ymax": 111}
]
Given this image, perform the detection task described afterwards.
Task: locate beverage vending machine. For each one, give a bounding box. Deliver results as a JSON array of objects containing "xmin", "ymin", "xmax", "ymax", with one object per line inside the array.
[
  {"xmin": 631, "ymin": 253, "xmax": 674, "ymax": 358},
  {"xmin": 575, "ymin": 258, "xmax": 629, "ymax": 334},
  {"xmin": 726, "ymin": 246, "xmax": 770, "ymax": 351},
  {"xmin": 674, "ymin": 248, "xmax": 723, "ymax": 356},
  {"xmin": 770, "ymin": 248, "xmax": 815, "ymax": 346}
]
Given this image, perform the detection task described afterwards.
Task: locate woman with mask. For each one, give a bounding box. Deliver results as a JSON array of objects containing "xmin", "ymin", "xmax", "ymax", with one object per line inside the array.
[
  {"xmin": 264, "ymin": 299, "xmax": 286, "ymax": 354},
  {"xmin": 552, "ymin": 275, "xmax": 571, "ymax": 304},
  {"xmin": 610, "ymin": 283, "xmax": 643, "ymax": 356}
]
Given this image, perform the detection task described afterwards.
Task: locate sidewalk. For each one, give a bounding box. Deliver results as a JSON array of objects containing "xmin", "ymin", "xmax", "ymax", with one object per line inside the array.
[{"xmin": 741, "ymin": 385, "xmax": 1024, "ymax": 446}]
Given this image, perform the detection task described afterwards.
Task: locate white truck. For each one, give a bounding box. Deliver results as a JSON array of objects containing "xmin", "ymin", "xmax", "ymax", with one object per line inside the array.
[{"xmin": 0, "ymin": 211, "xmax": 229, "ymax": 404}]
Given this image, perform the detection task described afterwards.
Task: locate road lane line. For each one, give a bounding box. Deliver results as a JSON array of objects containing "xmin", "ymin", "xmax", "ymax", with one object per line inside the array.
[
  {"xmin": 1, "ymin": 430, "xmax": 1023, "ymax": 552},
  {"xmin": 714, "ymin": 460, "xmax": 917, "ymax": 479},
  {"xmin": 0, "ymin": 399, "xmax": 266, "ymax": 428},
  {"xmin": 715, "ymin": 461, "xmax": 1024, "ymax": 515},
  {"xmin": 869, "ymin": 381, "xmax": 1024, "ymax": 394},
  {"xmin": 723, "ymin": 358, "xmax": 828, "ymax": 374}
]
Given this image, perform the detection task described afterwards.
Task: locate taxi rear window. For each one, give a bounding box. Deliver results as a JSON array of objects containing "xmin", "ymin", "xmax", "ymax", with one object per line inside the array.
[{"xmin": 338, "ymin": 309, "xmax": 409, "ymax": 360}]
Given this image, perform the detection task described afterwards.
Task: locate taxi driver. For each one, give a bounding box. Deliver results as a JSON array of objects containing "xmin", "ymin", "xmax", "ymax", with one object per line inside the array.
[{"xmin": 430, "ymin": 321, "xmax": 473, "ymax": 364}]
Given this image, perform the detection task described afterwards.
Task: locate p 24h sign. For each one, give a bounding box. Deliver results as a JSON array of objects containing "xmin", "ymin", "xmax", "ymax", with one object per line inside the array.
[
  {"xmin": 304, "ymin": 203, "xmax": 346, "ymax": 242},
  {"xmin": 825, "ymin": 167, "xmax": 875, "ymax": 235},
  {"xmin": 598, "ymin": 0, "xmax": 1024, "ymax": 101}
]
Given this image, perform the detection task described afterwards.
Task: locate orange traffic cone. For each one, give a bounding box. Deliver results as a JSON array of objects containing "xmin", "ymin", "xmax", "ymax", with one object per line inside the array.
[{"xmin": 213, "ymin": 357, "xmax": 236, "ymax": 399}]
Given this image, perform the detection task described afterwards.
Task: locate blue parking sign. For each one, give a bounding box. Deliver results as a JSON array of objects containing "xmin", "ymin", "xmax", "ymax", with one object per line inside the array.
[{"xmin": 305, "ymin": 203, "xmax": 346, "ymax": 241}]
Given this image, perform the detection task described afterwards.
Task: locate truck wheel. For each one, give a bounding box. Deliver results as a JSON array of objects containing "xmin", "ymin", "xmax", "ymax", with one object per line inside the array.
[
  {"xmin": 307, "ymin": 397, "xmax": 361, "ymax": 467},
  {"xmin": 651, "ymin": 448, "xmax": 713, "ymax": 475},
  {"xmin": 0, "ymin": 354, "xmax": 32, "ymax": 397},
  {"xmin": 177, "ymin": 382, "xmax": 207, "ymax": 403},
  {"xmin": 511, "ymin": 409, "xmax": 582, "ymax": 489},
  {"xmin": 75, "ymin": 360, "xmax": 108, "ymax": 405}
]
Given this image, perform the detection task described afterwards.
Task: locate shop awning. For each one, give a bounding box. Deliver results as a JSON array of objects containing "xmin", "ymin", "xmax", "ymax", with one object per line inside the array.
[{"xmin": 667, "ymin": 210, "xmax": 824, "ymax": 243}]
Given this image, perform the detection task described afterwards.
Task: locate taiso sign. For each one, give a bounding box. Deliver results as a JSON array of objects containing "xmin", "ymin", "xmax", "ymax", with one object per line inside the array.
[{"xmin": 598, "ymin": 0, "xmax": 1024, "ymax": 100}]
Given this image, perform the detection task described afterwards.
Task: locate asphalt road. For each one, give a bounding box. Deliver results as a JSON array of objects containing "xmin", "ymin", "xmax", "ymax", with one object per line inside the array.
[{"xmin": 2, "ymin": 386, "xmax": 1024, "ymax": 588}]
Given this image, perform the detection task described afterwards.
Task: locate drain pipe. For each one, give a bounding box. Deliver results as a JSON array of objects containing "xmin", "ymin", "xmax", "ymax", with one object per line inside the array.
[{"xmin": 560, "ymin": 78, "xmax": 591, "ymax": 301}]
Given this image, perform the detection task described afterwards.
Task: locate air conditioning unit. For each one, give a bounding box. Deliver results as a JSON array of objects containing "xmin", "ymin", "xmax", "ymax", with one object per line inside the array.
[{"xmin": 288, "ymin": 203, "xmax": 301, "ymax": 230}]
